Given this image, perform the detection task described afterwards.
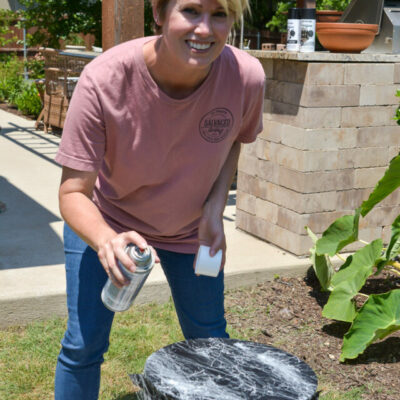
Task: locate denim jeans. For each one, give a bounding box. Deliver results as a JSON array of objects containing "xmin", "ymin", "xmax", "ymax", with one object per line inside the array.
[{"xmin": 54, "ymin": 224, "xmax": 228, "ymax": 400}]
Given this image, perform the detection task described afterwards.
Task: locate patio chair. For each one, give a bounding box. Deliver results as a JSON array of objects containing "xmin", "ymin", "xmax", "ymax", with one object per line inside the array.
[{"xmin": 35, "ymin": 48, "xmax": 92, "ymax": 133}]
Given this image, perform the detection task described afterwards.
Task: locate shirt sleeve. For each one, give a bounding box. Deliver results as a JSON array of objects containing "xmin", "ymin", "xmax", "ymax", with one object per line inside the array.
[
  {"xmin": 55, "ymin": 68, "xmax": 106, "ymax": 172},
  {"xmin": 236, "ymin": 61, "xmax": 266, "ymax": 144}
]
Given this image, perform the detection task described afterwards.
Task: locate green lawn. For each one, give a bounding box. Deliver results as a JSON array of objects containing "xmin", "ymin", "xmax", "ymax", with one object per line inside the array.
[{"xmin": 0, "ymin": 298, "xmax": 366, "ymax": 400}]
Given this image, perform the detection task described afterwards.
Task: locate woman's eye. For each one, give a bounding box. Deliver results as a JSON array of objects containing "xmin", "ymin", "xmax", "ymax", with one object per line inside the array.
[
  {"xmin": 182, "ymin": 7, "xmax": 198, "ymax": 16},
  {"xmin": 213, "ymin": 11, "xmax": 227, "ymax": 18}
]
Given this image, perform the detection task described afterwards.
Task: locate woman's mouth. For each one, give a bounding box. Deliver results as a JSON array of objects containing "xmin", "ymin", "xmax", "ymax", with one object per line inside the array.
[{"xmin": 187, "ymin": 40, "xmax": 213, "ymax": 51}]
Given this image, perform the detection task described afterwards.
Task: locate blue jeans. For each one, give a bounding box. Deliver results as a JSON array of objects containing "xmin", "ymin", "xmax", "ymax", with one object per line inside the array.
[{"xmin": 54, "ymin": 224, "xmax": 228, "ymax": 400}]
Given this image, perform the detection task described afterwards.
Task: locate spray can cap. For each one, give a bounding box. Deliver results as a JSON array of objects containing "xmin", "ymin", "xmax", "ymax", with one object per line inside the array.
[
  {"xmin": 288, "ymin": 8, "xmax": 301, "ymax": 19},
  {"xmin": 301, "ymin": 8, "xmax": 316, "ymax": 19},
  {"xmin": 127, "ymin": 245, "xmax": 153, "ymax": 272}
]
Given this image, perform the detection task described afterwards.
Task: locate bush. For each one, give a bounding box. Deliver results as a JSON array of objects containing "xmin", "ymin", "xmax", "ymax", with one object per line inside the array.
[
  {"xmin": 267, "ymin": 0, "xmax": 351, "ymax": 32},
  {"xmin": 0, "ymin": 54, "xmax": 43, "ymax": 117},
  {"xmin": 0, "ymin": 55, "xmax": 24, "ymax": 101},
  {"xmin": 0, "ymin": 9, "xmax": 18, "ymax": 47},
  {"xmin": 19, "ymin": 0, "xmax": 101, "ymax": 48},
  {"xmin": 12, "ymin": 81, "xmax": 42, "ymax": 116}
]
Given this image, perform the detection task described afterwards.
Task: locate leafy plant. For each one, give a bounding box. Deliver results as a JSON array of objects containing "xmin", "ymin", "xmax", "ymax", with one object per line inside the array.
[
  {"xmin": 12, "ymin": 80, "xmax": 42, "ymax": 117},
  {"xmin": 395, "ymin": 90, "xmax": 400, "ymax": 125},
  {"xmin": 267, "ymin": 0, "xmax": 351, "ymax": 32},
  {"xmin": 266, "ymin": 1, "xmax": 293, "ymax": 33},
  {"xmin": 25, "ymin": 53, "xmax": 45, "ymax": 80},
  {"xmin": 0, "ymin": 55, "xmax": 24, "ymax": 102},
  {"xmin": 18, "ymin": 0, "xmax": 101, "ymax": 48},
  {"xmin": 0, "ymin": 9, "xmax": 18, "ymax": 47},
  {"xmin": 307, "ymin": 152, "xmax": 400, "ymax": 362},
  {"xmin": 0, "ymin": 54, "xmax": 43, "ymax": 117}
]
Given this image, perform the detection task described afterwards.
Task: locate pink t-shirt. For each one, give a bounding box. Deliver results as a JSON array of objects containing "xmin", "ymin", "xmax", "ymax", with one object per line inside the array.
[{"xmin": 55, "ymin": 36, "xmax": 265, "ymax": 253}]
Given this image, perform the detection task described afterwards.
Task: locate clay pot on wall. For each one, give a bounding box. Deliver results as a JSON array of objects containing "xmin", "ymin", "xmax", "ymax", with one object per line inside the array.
[
  {"xmin": 316, "ymin": 22, "xmax": 379, "ymax": 53},
  {"xmin": 316, "ymin": 10, "xmax": 343, "ymax": 22}
]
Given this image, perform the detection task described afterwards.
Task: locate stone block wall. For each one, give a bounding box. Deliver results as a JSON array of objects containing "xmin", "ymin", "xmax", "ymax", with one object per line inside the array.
[{"xmin": 236, "ymin": 56, "xmax": 400, "ymax": 256}]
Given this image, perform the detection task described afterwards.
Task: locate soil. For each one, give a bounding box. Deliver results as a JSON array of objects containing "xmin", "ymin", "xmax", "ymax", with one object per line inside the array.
[
  {"xmin": 225, "ymin": 269, "xmax": 400, "ymax": 399},
  {"xmin": 0, "ymin": 101, "xmax": 36, "ymax": 121}
]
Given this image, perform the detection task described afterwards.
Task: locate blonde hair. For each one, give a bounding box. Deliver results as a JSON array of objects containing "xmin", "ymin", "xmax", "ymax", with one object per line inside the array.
[
  {"xmin": 219, "ymin": 0, "xmax": 250, "ymax": 21},
  {"xmin": 152, "ymin": 0, "xmax": 250, "ymax": 32}
]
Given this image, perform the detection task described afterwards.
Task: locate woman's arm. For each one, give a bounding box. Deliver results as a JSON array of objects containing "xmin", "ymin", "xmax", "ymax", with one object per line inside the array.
[
  {"xmin": 59, "ymin": 166, "xmax": 158, "ymax": 287},
  {"xmin": 198, "ymin": 141, "xmax": 241, "ymax": 269}
]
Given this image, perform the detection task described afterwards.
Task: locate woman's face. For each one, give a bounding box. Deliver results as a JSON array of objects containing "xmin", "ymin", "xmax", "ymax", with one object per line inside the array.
[{"xmin": 158, "ymin": 0, "xmax": 234, "ymax": 71}]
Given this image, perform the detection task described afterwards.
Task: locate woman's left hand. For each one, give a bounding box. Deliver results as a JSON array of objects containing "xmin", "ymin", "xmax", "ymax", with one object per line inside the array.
[{"xmin": 198, "ymin": 210, "xmax": 226, "ymax": 271}]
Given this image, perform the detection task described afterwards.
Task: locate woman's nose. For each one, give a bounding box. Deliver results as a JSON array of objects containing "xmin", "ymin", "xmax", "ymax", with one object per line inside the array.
[{"xmin": 194, "ymin": 14, "xmax": 212, "ymax": 36}]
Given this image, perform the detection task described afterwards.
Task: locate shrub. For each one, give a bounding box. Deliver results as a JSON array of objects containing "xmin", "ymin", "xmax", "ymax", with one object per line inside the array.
[
  {"xmin": 0, "ymin": 9, "xmax": 18, "ymax": 47},
  {"xmin": 12, "ymin": 81, "xmax": 42, "ymax": 117},
  {"xmin": 18, "ymin": 0, "xmax": 101, "ymax": 48},
  {"xmin": 0, "ymin": 54, "xmax": 43, "ymax": 117},
  {"xmin": 267, "ymin": 0, "xmax": 351, "ymax": 32}
]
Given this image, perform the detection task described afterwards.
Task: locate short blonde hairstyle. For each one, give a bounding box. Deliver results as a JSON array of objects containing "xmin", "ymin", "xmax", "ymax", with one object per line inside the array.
[{"xmin": 152, "ymin": 0, "xmax": 250, "ymax": 30}]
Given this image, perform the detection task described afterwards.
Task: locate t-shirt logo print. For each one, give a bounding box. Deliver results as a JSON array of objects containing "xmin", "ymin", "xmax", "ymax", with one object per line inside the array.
[{"xmin": 199, "ymin": 108, "xmax": 234, "ymax": 143}]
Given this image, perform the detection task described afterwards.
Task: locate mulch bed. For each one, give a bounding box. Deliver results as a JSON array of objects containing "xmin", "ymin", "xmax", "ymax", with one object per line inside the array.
[
  {"xmin": 0, "ymin": 101, "xmax": 36, "ymax": 121},
  {"xmin": 225, "ymin": 270, "xmax": 400, "ymax": 399}
]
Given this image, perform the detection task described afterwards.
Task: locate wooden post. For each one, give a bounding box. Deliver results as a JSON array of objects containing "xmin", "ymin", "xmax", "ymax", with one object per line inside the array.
[
  {"xmin": 296, "ymin": 0, "xmax": 316, "ymax": 7},
  {"xmin": 102, "ymin": 0, "xmax": 144, "ymax": 52}
]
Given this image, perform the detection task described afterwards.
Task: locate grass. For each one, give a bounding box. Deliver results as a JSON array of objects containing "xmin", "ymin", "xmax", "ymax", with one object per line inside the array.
[
  {"xmin": 0, "ymin": 298, "xmax": 252, "ymax": 400},
  {"xmin": 0, "ymin": 298, "xmax": 376, "ymax": 400}
]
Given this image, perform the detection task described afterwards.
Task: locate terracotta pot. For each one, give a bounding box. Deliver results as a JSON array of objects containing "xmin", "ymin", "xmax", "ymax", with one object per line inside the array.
[
  {"xmin": 316, "ymin": 22, "xmax": 379, "ymax": 53},
  {"xmin": 316, "ymin": 10, "xmax": 343, "ymax": 23}
]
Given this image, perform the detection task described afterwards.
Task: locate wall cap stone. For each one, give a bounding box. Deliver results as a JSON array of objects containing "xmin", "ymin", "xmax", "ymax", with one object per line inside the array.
[{"xmin": 248, "ymin": 50, "xmax": 400, "ymax": 63}]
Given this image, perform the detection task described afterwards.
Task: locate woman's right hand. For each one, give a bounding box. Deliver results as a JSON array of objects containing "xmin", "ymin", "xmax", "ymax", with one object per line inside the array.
[
  {"xmin": 97, "ymin": 231, "xmax": 160, "ymax": 288},
  {"xmin": 59, "ymin": 167, "xmax": 160, "ymax": 288}
]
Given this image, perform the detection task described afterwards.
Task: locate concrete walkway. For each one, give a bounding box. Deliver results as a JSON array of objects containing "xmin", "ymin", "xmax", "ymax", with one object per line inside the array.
[{"xmin": 0, "ymin": 109, "xmax": 312, "ymax": 328}]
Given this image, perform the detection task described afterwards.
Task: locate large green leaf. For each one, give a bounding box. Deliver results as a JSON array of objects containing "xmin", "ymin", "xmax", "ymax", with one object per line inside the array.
[
  {"xmin": 360, "ymin": 154, "xmax": 400, "ymax": 217},
  {"xmin": 340, "ymin": 289, "xmax": 400, "ymax": 361},
  {"xmin": 385, "ymin": 214, "xmax": 400, "ymax": 261},
  {"xmin": 322, "ymin": 239, "xmax": 383, "ymax": 322},
  {"xmin": 316, "ymin": 210, "xmax": 360, "ymax": 257},
  {"xmin": 374, "ymin": 214, "xmax": 400, "ymax": 275},
  {"xmin": 307, "ymin": 227, "xmax": 334, "ymax": 292}
]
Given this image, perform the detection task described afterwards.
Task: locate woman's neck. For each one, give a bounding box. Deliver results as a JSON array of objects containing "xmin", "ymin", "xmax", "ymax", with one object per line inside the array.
[{"xmin": 143, "ymin": 38, "xmax": 212, "ymax": 100}]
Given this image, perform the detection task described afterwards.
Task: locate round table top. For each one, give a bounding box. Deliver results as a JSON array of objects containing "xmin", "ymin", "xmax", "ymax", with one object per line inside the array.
[{"xmin": 130, "ymin": 338, "xmax": 318, "ymax": 400}]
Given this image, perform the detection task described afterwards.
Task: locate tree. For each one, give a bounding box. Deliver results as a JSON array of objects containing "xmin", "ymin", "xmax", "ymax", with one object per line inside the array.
[{"xmin": 19, "ymin": 0, "xmax": 102, "ymax": 48}]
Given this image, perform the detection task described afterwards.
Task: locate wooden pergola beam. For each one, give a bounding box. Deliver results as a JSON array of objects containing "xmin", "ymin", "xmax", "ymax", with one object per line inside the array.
[
  {"xmin": 102, "ymin": 0, "xmax": 144, "ymax": 52},
  {"xmin": 296, "ymin": 0, "xmax": 316, "ymax": 7}
]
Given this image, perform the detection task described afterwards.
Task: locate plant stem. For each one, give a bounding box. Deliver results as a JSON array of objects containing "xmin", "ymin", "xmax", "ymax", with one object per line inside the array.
[
  {"xmin": 357, "ymin": 292, "xmax": 369, "ymax": 299},
  {"xmin": 389, "ymin": 268, "xmax": 400, "ymax": 277},
  {"xmin": 387, "ymin": 261, "xmax": 400, "ymax": 272},
  {"xmin": 359, "ymin": 239, "xmax": 370, "ymax": 245},
  {"xmin": 336, "ymin": 253, "xmax": 346, "ymax": 262}
]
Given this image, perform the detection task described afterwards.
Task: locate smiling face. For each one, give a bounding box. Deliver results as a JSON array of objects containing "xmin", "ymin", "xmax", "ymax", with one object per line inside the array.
[{"xmin": 157, "ymin": 0, "xmax": 235, "ymax": 73}]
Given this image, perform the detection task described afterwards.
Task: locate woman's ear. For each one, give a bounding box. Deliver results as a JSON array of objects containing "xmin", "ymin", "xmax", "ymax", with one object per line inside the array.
[{"xmin": 153, "ymin": 8, "xmax": 161, "ymax": 27}]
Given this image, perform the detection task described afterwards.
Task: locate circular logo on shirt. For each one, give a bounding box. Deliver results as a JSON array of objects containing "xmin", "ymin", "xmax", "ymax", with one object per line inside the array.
[{"xmin": 199, "ymin": 108, "xmax": 234, "ymax": 143}]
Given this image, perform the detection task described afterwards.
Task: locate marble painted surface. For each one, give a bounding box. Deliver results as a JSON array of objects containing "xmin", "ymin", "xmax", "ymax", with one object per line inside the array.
[{"xmin": 130, "ymin": 338, "xmax": 318, "ymax": 399}]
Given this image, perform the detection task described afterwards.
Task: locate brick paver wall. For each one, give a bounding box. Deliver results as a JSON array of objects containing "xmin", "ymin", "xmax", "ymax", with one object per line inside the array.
[{"xmin": 237, "ymin": 57, "xmax": 400, "ymax": 256}]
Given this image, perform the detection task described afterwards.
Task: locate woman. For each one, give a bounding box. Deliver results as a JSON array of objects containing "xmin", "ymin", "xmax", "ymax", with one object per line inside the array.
[{"xmin": 54, "ymin": 0, "xmax": 265, "ymax": 398}]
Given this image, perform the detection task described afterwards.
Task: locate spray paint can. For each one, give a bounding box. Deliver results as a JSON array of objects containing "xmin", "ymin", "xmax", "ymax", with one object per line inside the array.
[
  {"xmin": 300, "ymin": 8, "xmax": 316, "ymax": 53},
  {"xmin": 287, "ymin": 8, "xmax": 301, "ymax": 52},
  {"xmin": 101, "ymin": 244, "xmax": 154, "ymax": 312}
]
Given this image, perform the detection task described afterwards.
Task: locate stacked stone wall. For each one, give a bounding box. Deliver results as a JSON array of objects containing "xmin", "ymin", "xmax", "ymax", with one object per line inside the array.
[{"xmin": 237, "ymin": 58, "xmax": 400, "ymax": 256}]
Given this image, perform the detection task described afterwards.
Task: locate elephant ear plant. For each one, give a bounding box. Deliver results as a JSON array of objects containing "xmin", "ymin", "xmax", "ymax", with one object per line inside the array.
[{"xmin": 307, "ymin": 150, "xmax": 400, "ymax": 362}]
